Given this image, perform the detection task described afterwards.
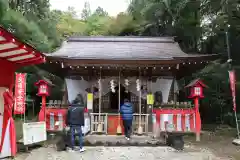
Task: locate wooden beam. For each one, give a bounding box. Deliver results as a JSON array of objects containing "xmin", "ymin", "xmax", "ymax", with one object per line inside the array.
[{"xmin": 47, "ymin": 58, "xmax": 182, "ymax": 66}]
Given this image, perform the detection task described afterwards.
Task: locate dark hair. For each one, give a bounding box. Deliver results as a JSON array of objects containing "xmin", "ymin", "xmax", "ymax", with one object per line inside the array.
[
  {"xmin": 72, "ymin": 93, "xmax": 84, "ymax": 105},
  {"xmin": 124, "ymin": 98, "xmax": 129, "ymax": 103}
]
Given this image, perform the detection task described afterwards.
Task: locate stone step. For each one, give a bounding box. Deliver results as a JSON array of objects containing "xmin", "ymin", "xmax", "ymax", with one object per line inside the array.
[
  {"xmin": 53, "ymin": 135, "xmax": 166, "ymax": 151},
  {"xmin": 83, "ymin": 135, "xmax": 165, "ymax": 146}
]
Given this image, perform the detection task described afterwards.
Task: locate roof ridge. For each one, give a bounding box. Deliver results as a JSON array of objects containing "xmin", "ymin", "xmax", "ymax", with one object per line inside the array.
[{"xmin": 67, "ymin": 36, "xmax": 175, "ymax": 43}]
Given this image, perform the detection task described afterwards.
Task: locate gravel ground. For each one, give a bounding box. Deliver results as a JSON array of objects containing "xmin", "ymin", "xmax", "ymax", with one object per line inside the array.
[{"xmin": 13, "ymin": 146, "xmax": 229, "ymax": 160}]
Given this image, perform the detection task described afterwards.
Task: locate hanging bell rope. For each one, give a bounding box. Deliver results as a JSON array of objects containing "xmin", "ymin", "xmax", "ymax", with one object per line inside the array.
[
  {"xmin": 117, "ymin": 70, "xmax": 122, "ymax": 135},
  {"xmin": 137, "ymin": 69, "xmax": 143, "ymax": 135},
  {"xmin": 97, "ymin": 68, "xmax": 103, "ymax": 133}
]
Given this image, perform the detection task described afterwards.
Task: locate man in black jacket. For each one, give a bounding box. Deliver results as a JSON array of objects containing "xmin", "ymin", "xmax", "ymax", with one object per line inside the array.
[{"xmin": 66, "ymin": 94, "xmax": 85, "ymax": 152}]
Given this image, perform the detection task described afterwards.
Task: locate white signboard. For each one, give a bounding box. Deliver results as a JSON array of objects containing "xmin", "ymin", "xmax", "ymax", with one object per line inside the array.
[
  {"xmin": 23, "ymin": 122, "xmax": 47, "ymax": 145},
  {"xmin": 87, "ymin": 93, "xmax": 93, "ymax": 110},
  {"xmin": 82, "ymin": 116, "xmax": 90, "ymax": 135}
]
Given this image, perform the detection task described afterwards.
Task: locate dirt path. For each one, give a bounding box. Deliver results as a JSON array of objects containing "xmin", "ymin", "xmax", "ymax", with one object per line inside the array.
[
  {"xmin": 185, "ymin": 127, "xmax": 240, "ymax": 160},
  {"xmin": 13, "ymin": 146, "xmax": 226, "ymax": 160}
]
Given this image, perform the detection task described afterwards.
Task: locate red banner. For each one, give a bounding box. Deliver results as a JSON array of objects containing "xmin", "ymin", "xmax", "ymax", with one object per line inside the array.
[
  {"xmin": 229, "ymin": 70, "xmax": 237, "ymax": 111},
  {"xmin": 14, "ymin": 73, "xmax": 26, "ymax": 114}
]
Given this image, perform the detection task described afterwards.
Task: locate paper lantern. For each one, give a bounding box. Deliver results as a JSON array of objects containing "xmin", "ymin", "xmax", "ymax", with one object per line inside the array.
[{"xmin": 110, "ymin": 80, "xmax": 116, "ymax": 93}]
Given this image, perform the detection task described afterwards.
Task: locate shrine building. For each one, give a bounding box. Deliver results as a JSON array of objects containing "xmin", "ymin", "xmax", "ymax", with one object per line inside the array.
[{"xmin": 45, "ymin": 36, "xmax": 218, "ymax": 134}]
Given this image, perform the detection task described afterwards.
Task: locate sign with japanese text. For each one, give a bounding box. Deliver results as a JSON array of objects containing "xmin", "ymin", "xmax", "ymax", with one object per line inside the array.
[
  {"xmin": 14, "ymin": 73, "xmax": 27, "ymax": 114},
  {"xmin": 229, "ymin": 70, "xmax": 237, "ymax": 111},
  {"xmin": 87, "ymin": 93, "xmax": 93, "ymax": 110},
  {"xmin": 147, "ymin": 94, "xmax": 154, "ymax": 105}
]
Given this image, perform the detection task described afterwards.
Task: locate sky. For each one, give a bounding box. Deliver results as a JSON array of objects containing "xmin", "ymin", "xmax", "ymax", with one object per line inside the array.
[{"xmin": 50, "ymin": 0, "xmax": 130, "ymax": 17}]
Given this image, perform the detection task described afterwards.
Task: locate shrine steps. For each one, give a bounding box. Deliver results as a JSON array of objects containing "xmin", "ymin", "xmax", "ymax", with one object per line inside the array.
[
  {"xmin": 83, "ymin": 135, "xmax": 165, "ymax": 146},
  {"xmin": 54, "ymin": 135, "xmax": 166, "ymax": 151}
]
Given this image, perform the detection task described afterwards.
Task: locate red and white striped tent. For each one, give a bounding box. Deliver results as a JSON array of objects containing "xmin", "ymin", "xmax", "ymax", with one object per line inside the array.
[{"xmin": 0, "ymin": 26, "xmax": 45, "ymax": 158}]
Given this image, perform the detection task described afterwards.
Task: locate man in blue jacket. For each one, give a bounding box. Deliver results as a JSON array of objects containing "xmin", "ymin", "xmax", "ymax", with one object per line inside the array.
[
  {"xmin": 66, "ymin": 94, "xmax": 85, "ymax": 152},
  {"xmin": 120, "ymin": 98, "xmax": 133, "ymax": 140}
]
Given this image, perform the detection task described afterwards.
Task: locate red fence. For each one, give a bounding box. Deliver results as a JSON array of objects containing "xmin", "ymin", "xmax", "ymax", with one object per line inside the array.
[
  {"xmin": 153, "ymin": 109, "xmax": 197, "ymax": 132},
  {"xmin": 39, "ymin": 107, "xmax": 89, "ymax": 132}
]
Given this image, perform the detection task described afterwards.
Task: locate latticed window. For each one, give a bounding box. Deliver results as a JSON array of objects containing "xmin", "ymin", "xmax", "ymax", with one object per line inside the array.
[
  {"xmin": 102, "ymin": 94, "xmax": 109, "ymax": 102},
  {"xmin": 131, "ymin": 94, "xmax": 138, "ymax": 102},
  {"xmin": 194, "ymin": 87, "xmax": 201, "ymax": 96}
]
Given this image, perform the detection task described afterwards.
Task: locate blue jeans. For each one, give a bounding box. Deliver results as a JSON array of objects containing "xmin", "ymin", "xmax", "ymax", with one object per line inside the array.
[
  {"xmin": 70, "ymin": 125, "xmax": 83, "ymax": 149},
  {"xmin": 123, "ymin": 119, "xmax": 132, "ymax": 138}
]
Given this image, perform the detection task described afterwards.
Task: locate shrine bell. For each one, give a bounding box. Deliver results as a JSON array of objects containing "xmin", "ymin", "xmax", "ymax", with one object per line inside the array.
[{"xmin": 35, "ymin": 80, "xmax": 49, "ymax": 97}]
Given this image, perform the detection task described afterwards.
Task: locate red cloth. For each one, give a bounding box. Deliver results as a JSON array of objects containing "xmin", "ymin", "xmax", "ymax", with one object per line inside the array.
[{"xmin": 0, "ymin": 91, "xmax": 17, "ymax": 156}]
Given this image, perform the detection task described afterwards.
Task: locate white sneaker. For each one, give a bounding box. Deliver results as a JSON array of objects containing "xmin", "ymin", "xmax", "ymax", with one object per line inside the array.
[
  {"xmin": 67, "ymin": 148, "xmax": 75, "ymax": 152},
  {"xmin": 79, "ymin": 148, "xmax": 86, "ymax": 152},
  {"xmin": 125, "ymin": 137, "xmax": 130, "ymax": 141}
]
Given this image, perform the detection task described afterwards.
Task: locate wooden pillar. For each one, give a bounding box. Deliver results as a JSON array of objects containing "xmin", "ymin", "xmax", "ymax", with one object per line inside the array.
[
  {"xmin": 147, "ymin": 68, "xmax": 153, "ymax": 133},
  {"xmin": 97, "ymin": 69, "xmax": 103, "ymax": 132},
  {"xmin": 173, "ymin": 77, "xmax": 177, "ymax": 104},
  {"xmin": 62, "ymin": 81, "xmax": 68, "ymax": 105},
  {"xmin": 117, "ymin": 70, "xmax": 122, "ymax": 135},
  {"xmin": 137, "ymin": 68, "xmax": 143, "ymax": 135}
]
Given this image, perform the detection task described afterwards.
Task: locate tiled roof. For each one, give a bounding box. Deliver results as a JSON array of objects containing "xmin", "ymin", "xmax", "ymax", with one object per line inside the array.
[{"xmin": 48, "ymin": 36, "xmax": 212, "ymax": 60}]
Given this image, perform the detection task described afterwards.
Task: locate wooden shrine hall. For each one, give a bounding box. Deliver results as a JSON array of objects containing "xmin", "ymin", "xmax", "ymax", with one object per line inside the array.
[{"xmin": 45, "ymin": 36, "xmax": 218, "ymax": 134}]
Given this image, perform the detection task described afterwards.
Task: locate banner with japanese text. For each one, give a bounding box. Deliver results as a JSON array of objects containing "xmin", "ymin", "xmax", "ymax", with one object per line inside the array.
[
  {"xmin": 229, "ymin": 70, "xmax": 237, "ymax": 111},
  {"xmin": 14, "ymin": 73, "xmax": 27, "ymax": 114}
]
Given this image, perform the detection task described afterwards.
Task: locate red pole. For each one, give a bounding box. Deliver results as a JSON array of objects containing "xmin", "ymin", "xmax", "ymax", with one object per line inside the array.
[
  {"xmin": 194, "ymin": 97, "xmax": 201, "ymax": 141},
  {"xmin": 42, "ymin": 96, "xmax": 46, "ymax": 121}
]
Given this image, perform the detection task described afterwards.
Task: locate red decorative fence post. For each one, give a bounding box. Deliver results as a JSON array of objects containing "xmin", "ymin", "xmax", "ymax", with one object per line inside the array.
[
  {"xmin": 185, "ymin": 79, "xmax": 207, "ymax": 142},
  {"xmin": 35, "ymin": 80, "xmax": 49, "ymax": 121}
]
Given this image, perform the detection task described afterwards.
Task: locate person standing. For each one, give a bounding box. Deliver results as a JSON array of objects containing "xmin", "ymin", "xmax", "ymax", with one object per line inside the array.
[
  {"xmin": 66, "ymin": 94, "xmax": 85, "ymax": 152},
  {"xmin": 120, "ymin": 98, "xmax": 133, "ymax": 140}
]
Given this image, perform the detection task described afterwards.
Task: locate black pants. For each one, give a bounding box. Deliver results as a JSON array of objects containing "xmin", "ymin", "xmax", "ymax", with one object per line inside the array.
[{"xmin": 123, "ymin": 119, "xmax": 132, "ymax": 138}]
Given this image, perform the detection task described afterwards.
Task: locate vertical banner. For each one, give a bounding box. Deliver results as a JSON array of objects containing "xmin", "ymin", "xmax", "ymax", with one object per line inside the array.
[
  {"xmin": 14, "ymin": 73, "xmax": 27, "ymax": 115},
  {"xmin": 229, "ymin": 70, "xmax": 237, "ymax": 111},
  {"xmin": 87, "ymin": 93, "xmax": 93, "ymax": 110}
]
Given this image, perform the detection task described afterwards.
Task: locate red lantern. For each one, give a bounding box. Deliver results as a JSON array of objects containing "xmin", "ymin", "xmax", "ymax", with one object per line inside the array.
[
  {"xmin": 35, "ymin": 80, "xmax": 50, "ymax": 122},
  {"xmin": 185, "ymin": 79, "xmax": 208, "ymax": 142},
  {"xmin": 35, "ymin": 80, "xmax": 49, "ymax": 96},
  {"xmin": 185, "ymin": 79, "xmax": 207, "ymax": 99}
]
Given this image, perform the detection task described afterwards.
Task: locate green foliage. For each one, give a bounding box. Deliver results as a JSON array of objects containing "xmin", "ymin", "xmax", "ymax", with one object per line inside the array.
[
  {"xmin": 85, "ymin": 14, "xmax": 112, "ymax": 36},
  {"xmin": 0, "ymin": 0, "xmax": 61, "ymax": 52},
  {"xmin": 53, "ymin": 9, "xmax": 87, "ymax": 38},
  {"xmin": 1, "ymin": 9, "xmax": 50, "ymax": 51}
]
